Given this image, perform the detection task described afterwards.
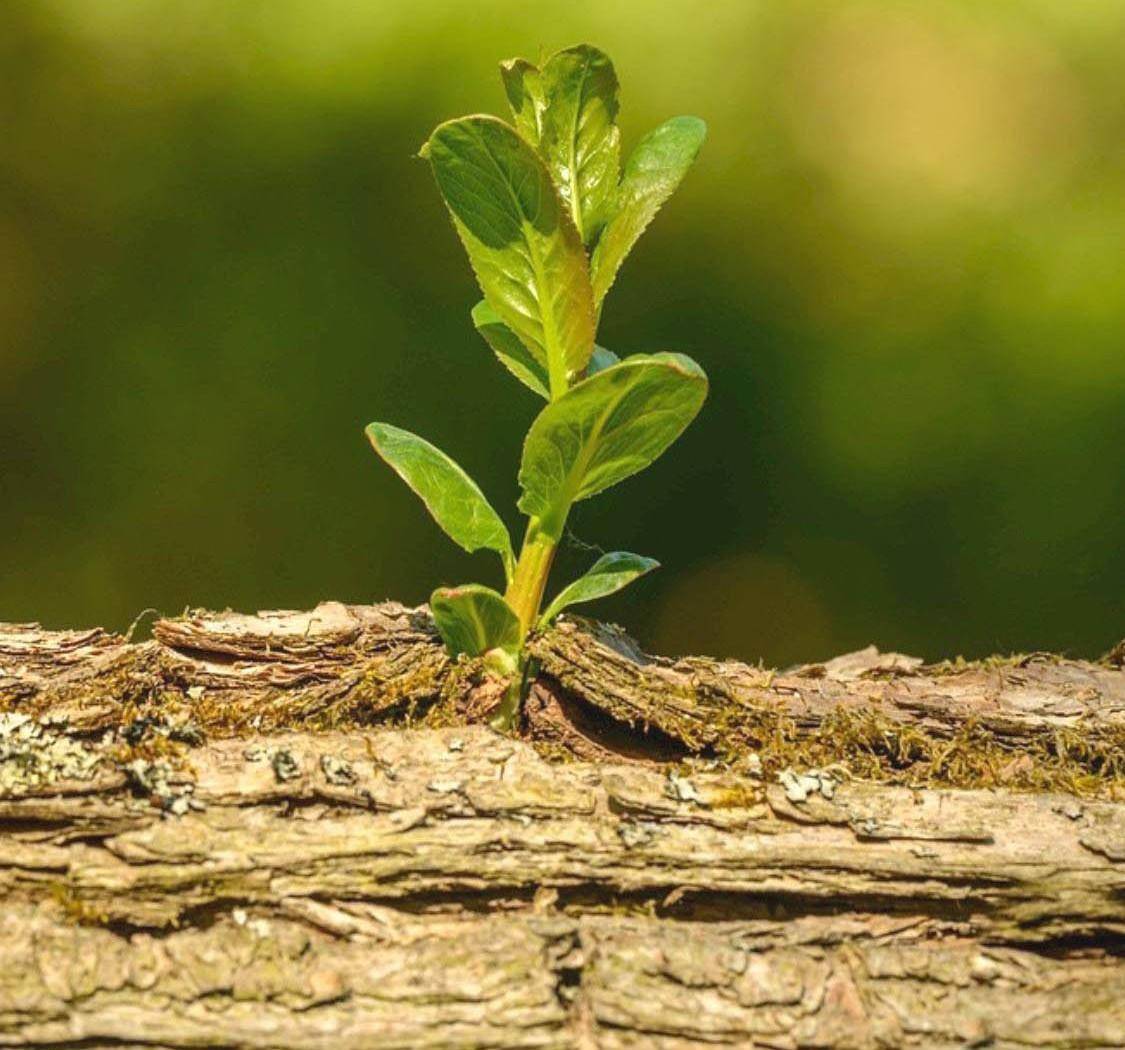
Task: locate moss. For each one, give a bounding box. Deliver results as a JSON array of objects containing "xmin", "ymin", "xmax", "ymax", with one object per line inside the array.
[
  {"xmin": 925, "ymin": 651, "xmax": 1069, "ymax": 676},
  {"xmin": 1, "ymin": 653, "xmax": 160, "ymax": 723},
  {"xmin": 708, "ymin": 702, "xmax": 1125, "ymax": 799},
  {"xmin": 7, "ymin": 631, "xmax": 1122, "ymax": 799},
  {"xmin": 49, "ymin": 883, "xmax": 110, "ymax": 927},
  {"xmin": 702, "ymin": 782, "xmax": 765, "ymax": 809},
  {"xmin": 108, "ymin": 731, "xmax": 190, "ymax": 770},
  {"xmin": 530, "ymin": 737, "xmax": 584, "ymax": 765},
  {"xmin": 412, "ymin": 657, "xmax": 508, "ymax": 728},
  {"xmin": 350, "ymin": 656, "xmax": 451, "ymax": 721}
]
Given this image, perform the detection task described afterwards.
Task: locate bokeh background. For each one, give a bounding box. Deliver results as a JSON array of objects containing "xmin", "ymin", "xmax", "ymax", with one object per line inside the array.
[{"xmin": 3, "ymin": 0, "xmax": 1123, "ymax": 664}]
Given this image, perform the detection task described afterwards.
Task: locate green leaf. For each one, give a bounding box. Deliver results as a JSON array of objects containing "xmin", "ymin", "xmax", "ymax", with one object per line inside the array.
[
  {"xmin": 430, "ymin": 584, "xmax": 521, "ymax": 658},
  {"xmin": 366, "ymin": 422, "xmax": 514, "ymax": 582},
  {"xmin": 518, "ymin": 353, "xmax": 708, "ymax": 538},
  {"xmin": 472, "ymin": 300, "xmax": 618, "ymax": 396},
  {"xmin": 500, "ymin": 57, "xmax": 544, "ymax": 144},
  {"xmin": 422, "ymin": 115, "xmax": 595, "ymax": 397},
  {"xmin": 587, "ymin": 346, "xmax": 620, "ymax": 376},
  {"xmin": 539, "ymin": 551, "xmax": 659, "ymax": 628},
  {"xmin": 471, "ymin": 300, "xmax": 549, "ymax": 399},
  {"xmin": 590, "ymin": 116, "xmax": 707, "ymax": 308},
  {"xmin": 538, "ymin": 45, "xmax": 620, "ymax": 245}
]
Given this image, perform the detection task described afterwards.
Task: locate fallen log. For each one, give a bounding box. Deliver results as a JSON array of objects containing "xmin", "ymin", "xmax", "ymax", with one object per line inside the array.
[{"xmin": 1, "ymin": 604, "xmax": 1123, "ymax": 1048}]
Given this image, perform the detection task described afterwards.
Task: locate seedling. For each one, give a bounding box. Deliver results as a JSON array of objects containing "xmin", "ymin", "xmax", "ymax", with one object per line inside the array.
[{"xmin": 367, "ymin": 44, "xmax": 707, "ymax": 728}]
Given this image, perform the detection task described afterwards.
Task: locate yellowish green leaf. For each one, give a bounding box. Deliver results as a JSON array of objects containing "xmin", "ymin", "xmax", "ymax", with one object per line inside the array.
[
  {"xmin": 591, "ymin": 116, "xmax": 706, "ymax": 308},
  {"xmin": 518, "ymin": 353, "xmax": 707, "ymax": 538},
  {"xmin": 422, "ymin": 116, "xmax": 595, "ymax": 397}
]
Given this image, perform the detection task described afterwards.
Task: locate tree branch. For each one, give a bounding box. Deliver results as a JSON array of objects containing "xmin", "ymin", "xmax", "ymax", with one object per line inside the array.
[{"xmin": 2, "ymin": 604, "xmax": 1123, "ymax": 1047}]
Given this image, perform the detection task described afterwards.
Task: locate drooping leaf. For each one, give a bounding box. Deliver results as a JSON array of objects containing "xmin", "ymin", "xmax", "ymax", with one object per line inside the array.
[
  {"xmin": 422, "ymin": 116, "xmax": 595, "ymax": 397},
  {"xmin": 587, "ymin": 345, "xmax": 619, "ymax": 376},
  {"xmin": 500, "ymin": 58, "xmax": 544, "ymax": 144},
  {"xmin": 430, "ymin": 584, "xmax": 521, "ymax": 658},
  {"xmin": 518, "ymin": 353, "xmax": 708, "ymax": 538},
  {"xmin": 539, "ymin": 551, "xmax": 659, "ymax": 627},
  {"xmin": 538, "ymin": 45, "xmax": 620, "ymax": 244},
  {"xmin": 366, "ymin": 422, "xmax": 514, "ymax": 581},
  {"xmin": 590, "ymin": 116, "xmax": 707, "ymax": 308},
  {"xmin": 471, "ymin": 300, "xmax": 550, "ymax": 398}
]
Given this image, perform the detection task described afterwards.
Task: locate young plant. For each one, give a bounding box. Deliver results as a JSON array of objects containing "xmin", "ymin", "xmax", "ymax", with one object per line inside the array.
[{"xmin": 367, "ymin": 44, "xmax": 707, "ymax": 728}]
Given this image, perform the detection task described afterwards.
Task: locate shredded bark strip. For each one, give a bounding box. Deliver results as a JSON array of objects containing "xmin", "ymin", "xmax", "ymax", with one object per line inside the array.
[{"xmin": 4, "ymin": 602, "xmax": 1122, "ymax": 794}]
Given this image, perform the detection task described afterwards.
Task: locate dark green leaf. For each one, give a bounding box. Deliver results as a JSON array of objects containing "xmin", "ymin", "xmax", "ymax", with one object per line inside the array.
[
  {"xmin": 591, "ymin": 116, "xmax": 706, "ymax": 308},
  {"xmin": 538, "ymin": 45, "xmax": 620, "ymax": 244},
  {"xmin": 430, "ymin": 584, "xmax": 521, "ymax": 658},
  {"xmin": 518, "ymin": 353, "xmax": 708, "ymax": 537},
  {"xmin": 422, "ymin": 116, "xmax": 595, "ymax": 397},
  {"xmin": 539, "ymin": 551, "xmax": 659, "ymax": 627},
  {"xmin": 366, "ymin": 422, "xmax": 514, "ymax": 581},
  {"xmin": 471, "ymin": 300, "xmax": 550, "ymax": 398},
  {"xmin": 500, "ymin": 57, "xmax": 544, "ymax": 144}
]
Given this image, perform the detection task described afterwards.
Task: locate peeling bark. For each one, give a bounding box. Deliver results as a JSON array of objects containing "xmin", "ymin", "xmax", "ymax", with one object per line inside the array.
[
  {"xmin": 1, "ymin": 604, "xmax": 1123, "ymax": 1047},
  {"xmin": 530, "ymin": 621, "xmax": 1125, "ymax": 774}
]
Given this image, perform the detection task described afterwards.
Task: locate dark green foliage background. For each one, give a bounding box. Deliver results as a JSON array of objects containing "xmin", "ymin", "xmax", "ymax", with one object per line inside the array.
[{"xmin": 2, "ymin": 1, "xmax": 1122, "ymax": 663}]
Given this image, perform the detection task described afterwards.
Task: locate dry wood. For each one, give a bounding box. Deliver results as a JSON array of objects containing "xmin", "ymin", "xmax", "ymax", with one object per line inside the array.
[{"xmin": 1, "ymin": 603, "xmax": 1123, "ymax": 1048}]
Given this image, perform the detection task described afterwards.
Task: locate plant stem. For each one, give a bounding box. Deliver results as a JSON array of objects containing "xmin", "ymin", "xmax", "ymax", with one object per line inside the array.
[
  {"xmin": 504, "ymin": 524, "xmax": 558, "ymax": 638},
  {"xmin": 491, "ymin": 523, "xmax": 557, "ymax": 731},
  {"xmin": 489, "ymin": 656, "xmax": 535, "ymax": 731}
]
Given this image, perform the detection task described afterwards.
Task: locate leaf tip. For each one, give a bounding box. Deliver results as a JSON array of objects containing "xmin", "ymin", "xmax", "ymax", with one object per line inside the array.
[
  {"xmin": 679, "ymin": 114, "xmax": 708, "ymax": 137},
  {"xmin": 469, "ymin": 299, "xmax": 493, "ymax": 327},
  {"xmin": 661, "ymin": 352, "xmax": 708, "ymax": 386},
  {"xmin": 685, "ymin": 116, "xmax": 708, "ymax": 155}
]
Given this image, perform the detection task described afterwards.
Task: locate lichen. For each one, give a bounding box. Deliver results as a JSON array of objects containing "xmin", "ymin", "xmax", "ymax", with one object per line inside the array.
[
  {"xmin": 0, "ymin": 713, "xmax": 106, "ymax": 795},
  {"xmin": 123, "ymin": 756, "xmax": 202, "ymax": 815}
]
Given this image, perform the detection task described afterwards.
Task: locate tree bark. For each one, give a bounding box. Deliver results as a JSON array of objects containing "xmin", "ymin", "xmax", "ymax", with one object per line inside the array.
[{"xmin": 1, "ymin": 603, "xmax": 1123, "ymax": 1048}]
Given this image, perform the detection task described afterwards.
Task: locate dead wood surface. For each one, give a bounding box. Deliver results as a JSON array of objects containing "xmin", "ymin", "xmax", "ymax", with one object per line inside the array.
[{"xmin": 1, "ymin": 602, "xmax": 1123, "ymax": 1048}]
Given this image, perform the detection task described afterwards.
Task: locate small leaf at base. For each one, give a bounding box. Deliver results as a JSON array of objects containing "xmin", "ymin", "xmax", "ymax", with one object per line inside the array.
[
  {"xmin": 430, "ymin": 584, "xmax": 521, "ymax": 658},
  {"xmin": 539, "ymin": 551, "xmax": 659, "ymax": 628}
]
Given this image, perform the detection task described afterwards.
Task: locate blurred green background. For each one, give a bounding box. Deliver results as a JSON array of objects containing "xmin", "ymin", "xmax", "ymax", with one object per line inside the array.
[{"xmin": 2, "ymin": 0, "xmax": 1122, "ymax": 664}]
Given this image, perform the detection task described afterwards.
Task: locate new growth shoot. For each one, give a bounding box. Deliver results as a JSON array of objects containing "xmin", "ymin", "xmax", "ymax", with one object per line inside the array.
[{"xmin": 367, "ymin": 44, "xmax": 707, "ymax": 728}]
